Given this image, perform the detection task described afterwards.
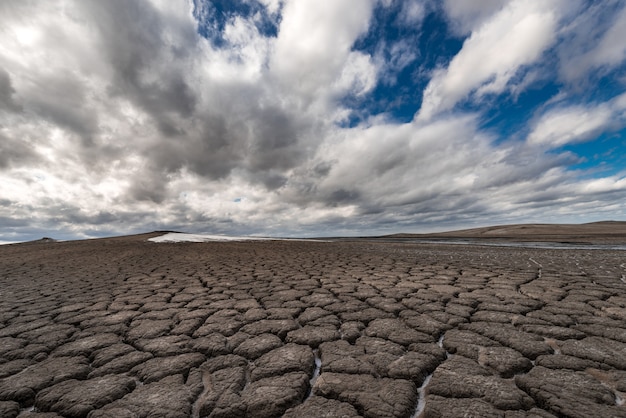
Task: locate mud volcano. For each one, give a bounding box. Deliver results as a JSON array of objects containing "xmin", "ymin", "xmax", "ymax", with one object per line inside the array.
[{"xmin": 1, "ymin": 230, "xmax": 625, "ymax": 417}]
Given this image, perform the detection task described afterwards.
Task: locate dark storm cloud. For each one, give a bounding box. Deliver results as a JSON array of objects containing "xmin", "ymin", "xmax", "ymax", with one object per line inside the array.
[
  {"xmin": 0, "ymin": 215, "xmax": 30, "ymax": 227},
  {"xmin": 476, "ymin": 146, "xmax": 579, "ymax": 189},
  {"xmin": 82, "ymin": 0, "xmax": 198, "ymax": 121},
  {"xmin": 28, "ymin": 73, "xmax": 99, "ymax": 140},
  {"xmin": 141, "ymin": 96, "xmax": 310, "ymax": 194},
  {"xmin": 73, "ymin": 0, "xmax": 312, "ymax": 199},
  {"xmin": 328, "ymin": 189, "xmax": 361, "ymax": 205},
  {"xmin": 141, "ymin": 113, "xmax": 246, "ymax": 187},
  {"xmin": 0, "ymin": 132, "xmax": 37, "ymax": 169},
  {"xmin": 128, "ymin": 182, "xmax": 167, "ymax": 204},
  {"xmin": 63, "ymin": 210, "xmax": 125, "ymax": 226},
  {"xmin": 245, "ymin": 106, "xmax": 305, "ymax": 172},
  {"xmin": 0, "ymin": 68, "xmax": 22, "ymax": 112}
]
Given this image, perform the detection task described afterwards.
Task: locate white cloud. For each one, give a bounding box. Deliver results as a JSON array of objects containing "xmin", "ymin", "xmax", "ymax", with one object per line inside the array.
[
  {"xmin": 1, "ymin": 0, "xmax": 626, "ymax": 240},
  {"xmin": 373, "ymin": 38, "xmax": 419, "ymax": 87},
  {"xmin": 527, "ymin": 92, "xmax": 626, "ymax": 147},
  {"xmin": 270, "ymin": 0, "xmax": 377, "ymax": 105},
  {"xmin": 527, "ymin": 106, "xmax": 611, "ymax": 147},
  {"xmin": 332, "ymin": 51, "xmax": 377, "ymax": 97},
  {"xmin": 289, "ymin": 112, "xmax": 620, "ymax": 233},
  {"xmin": 580, "ymin": 176, "xmax": 626, "ymax": 194},
  {"xmin": 418, "ymin": 0, "xmax": 560, "ymax": 121},
  {"xmin": 591, "ymin": 4, "xmax": 626, "ymax": 67},
  {"xmin": 303, "ymin": 115, "xmax": 523, "ymax": 211},
  {"xmin": 443, "ymin": 0, "xmax": 510, "ymax": 35},
  {"xmin": 204, "ymin": 15, "xmax": 273, "ymax": 83},
  {"xmin": 257, "ymin": 0, "xmax": 283, "ymax": 15},
  {"xmin": 399, "ymin": 0, "xmax": 426, "ymax": 26},
  {"xmin": 558, "ymin": 2, "xmax": 626, "ymax": 83}
]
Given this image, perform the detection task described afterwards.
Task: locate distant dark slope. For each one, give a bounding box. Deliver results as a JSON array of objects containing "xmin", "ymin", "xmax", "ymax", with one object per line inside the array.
[{"xmin": 387, "ymin": 221, "xmax": 626, "ymax": 243}]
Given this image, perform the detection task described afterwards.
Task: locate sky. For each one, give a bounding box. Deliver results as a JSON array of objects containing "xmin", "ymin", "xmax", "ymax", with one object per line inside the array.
[{"xmin": 1, "ymin": 0, "xmax": 626, "ymax": 241}]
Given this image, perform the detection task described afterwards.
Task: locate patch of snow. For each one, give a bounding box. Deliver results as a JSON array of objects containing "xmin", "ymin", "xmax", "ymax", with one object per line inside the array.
[
  {"xmin": 149, "ymin": 232, "xmax": 328, "ymax": 243},
  {"xmin": 149, "ymin": 233, "xmax": 270, "ymax": 243}
]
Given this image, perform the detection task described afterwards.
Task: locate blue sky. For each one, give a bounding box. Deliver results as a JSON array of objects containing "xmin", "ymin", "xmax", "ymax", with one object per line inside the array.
[{"xmin": 1, "ymin": 0, "xmax": 626, "ymax": 241}]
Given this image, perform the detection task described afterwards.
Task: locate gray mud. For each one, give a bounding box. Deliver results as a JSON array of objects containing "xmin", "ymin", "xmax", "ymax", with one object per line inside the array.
[{"xmin": 1, "ymin": 234, "xmax": 625, "ymax": 417}]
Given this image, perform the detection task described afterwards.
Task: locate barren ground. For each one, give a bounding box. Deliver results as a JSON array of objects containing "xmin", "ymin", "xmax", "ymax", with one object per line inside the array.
[{"xmin": 1, "ymin": 233, "xmax": 625, "ymax": 417}]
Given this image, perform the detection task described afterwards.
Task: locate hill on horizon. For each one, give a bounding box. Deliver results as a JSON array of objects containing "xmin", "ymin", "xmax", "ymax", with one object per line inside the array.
[{"xmin": 389, "ymin": 221, "xmax": 626, "ymax": 243}]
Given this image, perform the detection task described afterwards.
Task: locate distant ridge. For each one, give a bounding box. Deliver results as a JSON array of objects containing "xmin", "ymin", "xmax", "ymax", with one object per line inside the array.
[{"xmin": 387, "ymin": 221, "xmax": 626, "ymax": 244}]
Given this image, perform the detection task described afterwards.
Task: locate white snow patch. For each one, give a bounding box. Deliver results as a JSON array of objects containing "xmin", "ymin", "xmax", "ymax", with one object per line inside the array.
[
  {"xmin": 149, "ymin": 233, "xmax": 272, "ymax": 243},
  {"xmin": 149, "ymin": 233, "xmax": 328, "ymax": 243}
]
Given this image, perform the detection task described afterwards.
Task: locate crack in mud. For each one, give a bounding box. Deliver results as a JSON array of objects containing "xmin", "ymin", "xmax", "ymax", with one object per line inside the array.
[
  {"xmin": 191, "ymin": 369, "xmax": 212, "ymax": 418},
  {"xmin": 306, "ymin": 349, "xmax": 322, "ymax": 399},
  {"xmin": 410, "ymin": 374, "xmax": 433, "ymax": 418}
]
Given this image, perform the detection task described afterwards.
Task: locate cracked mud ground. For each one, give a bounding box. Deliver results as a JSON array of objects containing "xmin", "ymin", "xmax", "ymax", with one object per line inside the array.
[{"xmin": 1, "ymin": 233, "xmax": 625, "ymax": 418}]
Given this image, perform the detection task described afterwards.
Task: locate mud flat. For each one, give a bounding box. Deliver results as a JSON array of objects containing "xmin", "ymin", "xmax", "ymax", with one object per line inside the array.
[{"xmin": 1, "ymin": 233, "xmax": 625, "ymax": 418}]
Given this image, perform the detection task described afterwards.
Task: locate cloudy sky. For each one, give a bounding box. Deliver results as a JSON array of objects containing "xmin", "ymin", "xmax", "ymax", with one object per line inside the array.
[{"xmin": 1, "ymin": 0, "xmax": 626, "ymax": 241}]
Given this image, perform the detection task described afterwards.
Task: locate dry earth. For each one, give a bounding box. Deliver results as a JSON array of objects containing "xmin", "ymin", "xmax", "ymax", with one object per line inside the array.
[{"xmin": 1, "ymin": 233, "xmax": 626, "ymax": 418}]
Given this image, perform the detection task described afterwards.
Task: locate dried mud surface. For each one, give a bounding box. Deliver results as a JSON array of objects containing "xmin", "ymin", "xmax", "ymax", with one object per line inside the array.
[{"xmin": 1, "ymin": 233, "xmax": 625, "ymax": 418}]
